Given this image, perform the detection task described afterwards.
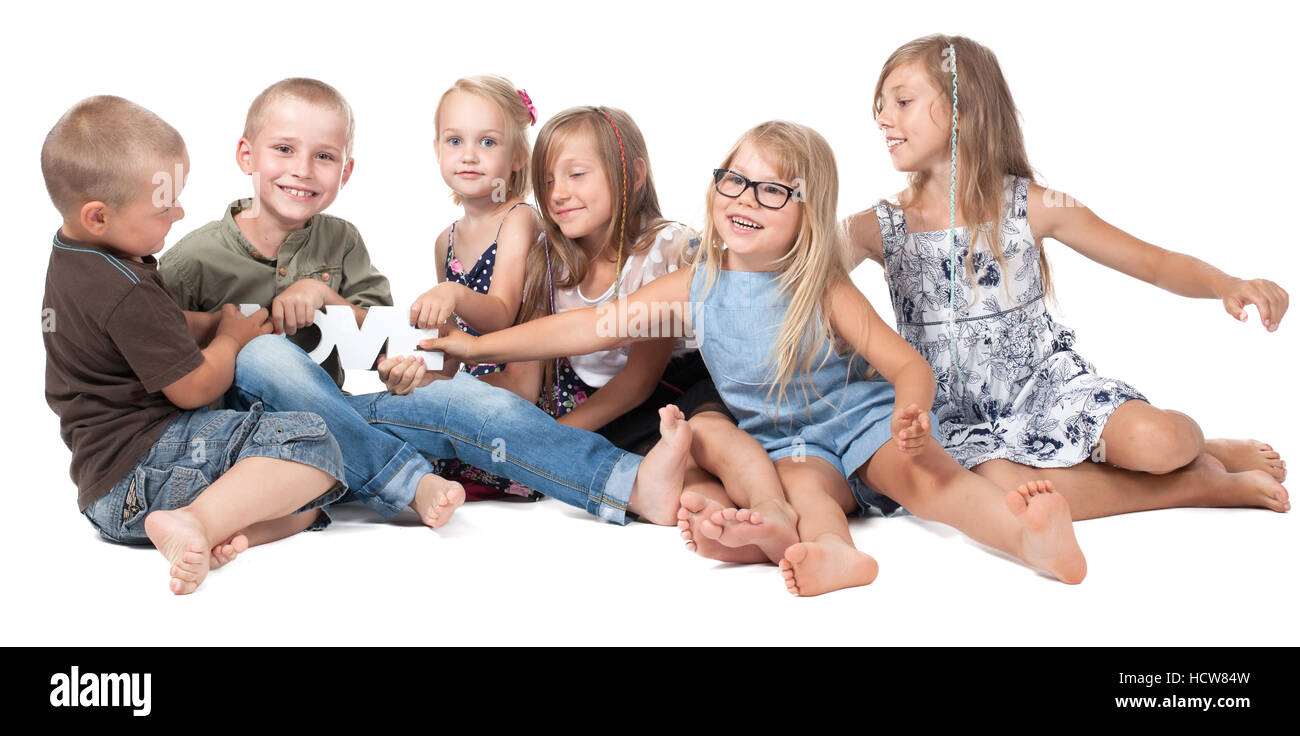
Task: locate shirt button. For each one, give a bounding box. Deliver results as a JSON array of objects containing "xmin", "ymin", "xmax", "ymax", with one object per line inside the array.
[{"xmin": 278, "ymin": 268, "xmax": 286, "ymax": 277}]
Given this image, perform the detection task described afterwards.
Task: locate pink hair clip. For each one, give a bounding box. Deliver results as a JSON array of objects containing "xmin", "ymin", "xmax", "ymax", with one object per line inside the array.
[{"xmin": 517, "ymin": 88, "xmax": 537, "ymax": 126}]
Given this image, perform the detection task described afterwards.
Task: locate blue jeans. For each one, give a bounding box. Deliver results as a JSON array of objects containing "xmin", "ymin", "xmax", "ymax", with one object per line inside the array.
[
  {"xmin": 228, "ymin": 335, "xmax": 642, "ymax": 524},
  {"xmin": 84, "ymin": 403, "xmax": 347, "ymax": 544}
]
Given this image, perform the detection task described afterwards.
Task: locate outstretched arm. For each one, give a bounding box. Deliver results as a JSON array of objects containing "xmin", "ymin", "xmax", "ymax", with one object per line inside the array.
[
  {"xmin": 1028, "ymin": 183, "xmax": 1289, "ymax": 331},
  {"xmin": 828, "ymin": 279, "xmax": 936, "ymax": 455},
  {"xmin": 422, "ymin": 266, "xmax": 694, "ymax": 365}
]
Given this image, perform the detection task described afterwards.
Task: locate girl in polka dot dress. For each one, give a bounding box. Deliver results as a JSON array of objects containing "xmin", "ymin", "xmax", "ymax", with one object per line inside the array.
[{"xmin": 382, "ymin": 75, "xmax": 544, "ymax": 501}]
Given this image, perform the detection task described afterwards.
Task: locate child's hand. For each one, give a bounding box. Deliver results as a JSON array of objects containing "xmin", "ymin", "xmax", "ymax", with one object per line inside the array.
[
  {"xmin": 419, "ymin": 328, "xmax": 478, "ymax": 366},
  {"xmin": 215, "ymin": 303, "xmax": 273, "ymax": 348},
  {"xmin": 376, "ymin": 354, "xmax": 435, "ymax": 395},
  {"xmin": 1220, "ymin": 277, "xmax": 1289, "ymax": 332},
  {"xmin": 891, "ymin": 403, "xmax": 931, "ymax": 456},
  {"xmin": 410, "ymin": 283, "xmax": 461, "ymax": 330},
  {"xmin": 272, "ymin": 278, "xmax": 331, "ymax": 336}
]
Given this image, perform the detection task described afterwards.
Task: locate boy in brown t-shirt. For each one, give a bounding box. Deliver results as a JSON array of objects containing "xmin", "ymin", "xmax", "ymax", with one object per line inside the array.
[{"xmin": 41, "ymin": 95, "xmax": 348, "ymax": 595}]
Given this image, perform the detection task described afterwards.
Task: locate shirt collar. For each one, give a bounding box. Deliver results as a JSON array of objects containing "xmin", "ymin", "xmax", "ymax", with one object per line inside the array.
[{"xmin": 220, "ymin": 199, "xmax": 317, "ymax": 262}]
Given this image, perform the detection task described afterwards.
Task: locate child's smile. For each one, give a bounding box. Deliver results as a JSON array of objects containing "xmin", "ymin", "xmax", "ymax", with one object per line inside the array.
[
  {"xmin": 238, "ymin": 96, "xmax": 352, "ymax": 228},
  {"xmin": 876, "ymin": 61, "xmax": 950, "ymax": 174},
  {"xmin": 544, "ymin": 128, "xmax": 613, "ymax": 252},
  {"xmin": 710, "ymin": 144, "xmax": 801, "ymax": 272}
]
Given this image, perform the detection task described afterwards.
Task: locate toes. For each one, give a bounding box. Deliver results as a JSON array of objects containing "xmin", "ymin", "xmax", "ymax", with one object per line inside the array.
[
  {"xmin": 679, "ymin": 491, "xmax": 708, "ymax": 514},
  {"xmin": 734, "ymin": 508, "xmax": 751, "ymax": 523},
  {"xmin": 783, "ymin": 542, "xmax": 808, "ymax": 565},
  {"xmin": 721, "ymin": 508, "xmax": 737, "ymax": 522}
]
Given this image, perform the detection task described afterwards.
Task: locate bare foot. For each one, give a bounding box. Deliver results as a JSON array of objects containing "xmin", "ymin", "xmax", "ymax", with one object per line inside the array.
[
  {"xmin": 210, "ymin": 533, "xmax": 249, "ymax": 570},
  {"xmin": 707, "ymin": 499, "xmax": 800, "ymax": 564},
  {"xmin": 144, "ymin": 509, "xmax": 213, "ymax": 595},
  {"xmin": 628, "ymin": 405, "xmax": 692, "ymax": 526},
  {"xmin": 1206, "ymin": 439, "xmax": 1286, "ymax": 482},
  {"xmin": 411, "ymin": 474, "xmax": 466, "ymax": 528},
  {"xmin": 676, "ymin": 491, "xmax": 767, "ymax": 563},
  {"xmin": 779, "ymin": 536, "xmax": 879, "ymax": 596},
  {"xmin": 1005, "ymin": 480, "xmax": 1087, "ymax": 584},
  {"xmin": 1189, "ymin": 453, "xmax": 1290, "ymax": 513}
]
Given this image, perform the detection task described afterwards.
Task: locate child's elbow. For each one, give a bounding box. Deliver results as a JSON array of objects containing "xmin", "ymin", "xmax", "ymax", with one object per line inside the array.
[{"xmin": 161, "ymin": 363, "xmax": 228, "ymax": 409}]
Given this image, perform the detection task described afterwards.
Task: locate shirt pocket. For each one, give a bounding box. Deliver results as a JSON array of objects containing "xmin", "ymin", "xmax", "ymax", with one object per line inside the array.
[
  {"xmin": 695, "ymin": 305, "xmax": 782, "ymax": 386},
  {"xmin": 302, "ymin": 265, "xmax": 343, "ymax": 289}
]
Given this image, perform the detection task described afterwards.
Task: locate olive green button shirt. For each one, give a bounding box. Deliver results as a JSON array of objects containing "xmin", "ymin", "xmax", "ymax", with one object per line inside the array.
[{"xmin": 159, "ymin": 200, "xmax": 393, "ymax": 387}]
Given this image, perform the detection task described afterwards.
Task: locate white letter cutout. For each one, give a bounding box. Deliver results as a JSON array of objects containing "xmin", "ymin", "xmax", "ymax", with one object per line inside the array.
[{"xmin": 240, "ymin": 304, "xmax": 442, "ymax": 370}]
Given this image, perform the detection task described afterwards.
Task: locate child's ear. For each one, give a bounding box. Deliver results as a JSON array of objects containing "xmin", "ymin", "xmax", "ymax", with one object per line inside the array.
[
  {"xmin": 340, "ymin": 158, "xmax": 355, "ymax": 188},
  {"xmin": 235, "ymin": 137, "xmax": 254, "ymax": 175},
  {"xmin": 79, "ymin": 201, "xmax": 109, "ymax": 236},
  {"xmin": 633, "ymin": 158, "xmax": 647, "ymax": 194}
]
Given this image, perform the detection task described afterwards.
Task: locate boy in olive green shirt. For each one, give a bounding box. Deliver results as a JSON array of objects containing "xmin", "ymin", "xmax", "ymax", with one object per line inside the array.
[
  {"xmin": 160, "ymin": 77, "xmax": 391, "ymax": 389},
  {"xmin": 161, "ymin": 77, "xmax": 467, "ymax": 528}
]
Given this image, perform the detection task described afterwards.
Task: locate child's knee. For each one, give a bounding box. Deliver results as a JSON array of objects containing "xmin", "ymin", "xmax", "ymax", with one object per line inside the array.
[{"xmin": 1121, "ymin": 411, "xmax": 1201, "ymax": 473}]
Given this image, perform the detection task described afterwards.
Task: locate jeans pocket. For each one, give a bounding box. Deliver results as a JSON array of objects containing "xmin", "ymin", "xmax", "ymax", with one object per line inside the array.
[
  {"xmin": 250, "ymin": 411, "xmax": 330, "ymax": 446},
  {"xmin": 130, "ymin": 466, "xmax": 210, "ymax": 534}
]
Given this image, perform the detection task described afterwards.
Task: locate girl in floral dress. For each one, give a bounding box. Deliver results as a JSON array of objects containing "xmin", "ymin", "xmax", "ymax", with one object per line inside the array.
[{"xmin": 845, "ymin": 35, "xmax": 1289, "ymax": 518}]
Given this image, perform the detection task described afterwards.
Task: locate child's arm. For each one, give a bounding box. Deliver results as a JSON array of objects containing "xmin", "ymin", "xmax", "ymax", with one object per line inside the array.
[
  {"xmin": 556, "ymin": 339, "xmax": 676, "ymax": 432},
  {"xmin": 843, "ymin": 210, "xmax": 887, "ymax": 269},
  {"xmin": 411, "ymin": 206, "xmax": 536, "ymax": 332},
  {"xmin": 181, "ymin": 311, "xmax": 221, "ymax": 347},
  {"xmin": 828, "ymin": 279, "xmax": 936, "ymax": 454},
  {"xmin": 1028, "ymin": 183, "xmax": 1289, "ymax": 331},
  {"xmin": 423, "ymin": 266, "xmax": 694, "ymax": 366},
  {"xmin": 162, "ymin": 305, "xmax": 273, "ymax": 409}
]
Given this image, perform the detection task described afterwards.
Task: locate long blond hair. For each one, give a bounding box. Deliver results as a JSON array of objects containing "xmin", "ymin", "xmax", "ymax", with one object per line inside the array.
[
  {"xmin": 433, "ymin": 74, "xmax": 534, "ymax": 206},
  {"xmin": 696, "ymin": 121, "xmax": 868, "ymax": 418},
  {"xmin": 874, "ymin": 34, "xmax": 1052, "ymax": 301},
  {"xmin": 518, "ymin": 106, "xmax": 673, "ymax": 412}
]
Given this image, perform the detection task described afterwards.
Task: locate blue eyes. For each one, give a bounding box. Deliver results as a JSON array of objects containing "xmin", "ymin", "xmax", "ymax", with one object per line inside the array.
[{"xmin": 446, "ymin": 136, "xmax": 498, "ymax": 148}]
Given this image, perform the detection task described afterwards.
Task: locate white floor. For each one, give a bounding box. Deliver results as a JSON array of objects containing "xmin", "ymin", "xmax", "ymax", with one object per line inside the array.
[{"xmin": 7, "ymin": 406, "xmax": 1296, "ymax": 647}]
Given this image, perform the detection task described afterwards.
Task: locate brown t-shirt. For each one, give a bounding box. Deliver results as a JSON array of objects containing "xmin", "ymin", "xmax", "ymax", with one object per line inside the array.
[{"xmin": 43, "ymin": 231, "xmax": 205, "ymax": 510}]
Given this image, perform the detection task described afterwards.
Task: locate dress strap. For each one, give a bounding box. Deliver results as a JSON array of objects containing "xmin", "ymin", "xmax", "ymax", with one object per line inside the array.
[
  {"xmin": 1012, "ymin": 176, "xmax": 1030, "ymax": 219},
  {"xmin": 492, "ymin": 201, "xmax": 531, "ymax": 244},
  {"xmin": 873, "ymin": 200, "xmax": 906, "ymax": 248}
]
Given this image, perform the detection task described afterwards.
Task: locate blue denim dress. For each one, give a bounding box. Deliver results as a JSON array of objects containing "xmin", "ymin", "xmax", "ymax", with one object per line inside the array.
[{"xmin": 689, "ymin": 266, "xmax": 899, "ymax": 482}]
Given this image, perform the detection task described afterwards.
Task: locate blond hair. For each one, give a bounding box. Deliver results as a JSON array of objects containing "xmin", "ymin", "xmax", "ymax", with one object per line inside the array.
[
  {"xmin": 874, "ymin": 34, "xmax": 1052, "ymax": 301},
  {"xmin": 434, "ymin": 75, "xmax": 534, "ymax": 206},
  {"xmin": 41, "ymin": 96, "xmax": 186, "ymax": 220},
  {"xmin": 696, "ymin": 121, "xmax": 869, "ymax": 418},
  {"xmin": 519, "ymin": 105, "xmax": 672, "ymax": 413},
  {"xmin": 244, "ymin": 77, "xmax": 355, "ymax": 159}
]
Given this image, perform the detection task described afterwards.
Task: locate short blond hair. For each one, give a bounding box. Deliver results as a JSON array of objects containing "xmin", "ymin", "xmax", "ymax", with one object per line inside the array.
[
  {"xmin": 434, "ymin": 75, "xmax": 534, "ymax": 205},
  {"xmin": 243, "ymin": 77, "xmax": 356, "ymax": 159},
  {"xmin": 41, "ymin": 95, "xmax": 185, "ymax": 219}
]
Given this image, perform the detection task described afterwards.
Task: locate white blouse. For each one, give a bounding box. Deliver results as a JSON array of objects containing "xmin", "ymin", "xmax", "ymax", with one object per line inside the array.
[{"xmin": 554, "ymin": 223, "xmax": 698, "ymax": 388}]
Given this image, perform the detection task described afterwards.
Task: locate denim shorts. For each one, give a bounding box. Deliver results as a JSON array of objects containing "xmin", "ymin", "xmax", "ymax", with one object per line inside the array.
[
  {"xmin": 848, "ymin": 474, "xmax": 909, "ymax": 518},
  {"xmin": 83, "ymin": 402, "xmax": 347, "ymax": 545}
]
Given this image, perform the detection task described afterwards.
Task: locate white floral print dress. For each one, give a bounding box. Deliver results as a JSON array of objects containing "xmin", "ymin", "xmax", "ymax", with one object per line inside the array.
[{"xmin": 874, "ymin": 176, "xmax": 1146, "ymax": 469}]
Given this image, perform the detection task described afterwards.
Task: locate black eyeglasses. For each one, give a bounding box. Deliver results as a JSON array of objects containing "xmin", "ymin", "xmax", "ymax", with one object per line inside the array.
[{"xmin": 713, "ymin": 169, "xmax": 798, "ymax": 210}]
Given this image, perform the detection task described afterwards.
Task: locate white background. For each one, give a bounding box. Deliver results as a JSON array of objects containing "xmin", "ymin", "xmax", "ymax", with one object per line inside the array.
[{"xmin": 1, "ymin": 0, "xmax": 1296, "ymax": 645}]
